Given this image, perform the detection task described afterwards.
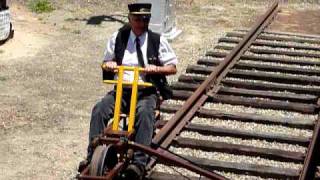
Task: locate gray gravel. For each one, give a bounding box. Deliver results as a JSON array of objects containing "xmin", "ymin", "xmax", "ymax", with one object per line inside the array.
[
  {"xmin": 225, "ymin": 76, "xmax": 320, "ymax": 93},
  {"xmin": 233, "ymin": 68, "xmax": 320, "ymax": 80},
  {"xmin": 224, "ymin": 35, "xmax": 320, "ymax": 48},
  {"xmin": 232, "ymin": 31, "xmax": 320, "ymax": 44},
  {"xmin": 191, "ymin": 117, "xmax": 313, "ymax": 138},
  {"xmin": 160, "ymin": 112, "xmax": 174, "ymax": 120},
  {"xmin": 152, "ymin": 164, "xmax": 276, "ymax": 180},
  {"xmin": 250, "ymin": 45, "xmax": 320, "ymax": 55},
  {"xmin": 244, "ymin": 51, "xmax": 320, "ymax": 62},
  {"xmin": 169, "ymin": 147, "xmax": 302, "ymax": 170},
  {"xmin": 204, "ymin": 101, "xmax": 318, "ymax": 120},
  {"xmin": 164, "ymin": 99, "xmax": 185, "ymax": 106},
  {"xmin": 260, "ymin": 33, "xmax": 320, "ymax": 44},
  {"xmin": 185, "ymin": 73, "xmax": 209, "ymax": 77},
  {"xmin": 160, "ymin": 113, "xmax": 313, "ymax": 138},
  {"xmin": 152, "ymin": 164, "xmax": 201, "ymax": 178},
  {"xmin": 199, "ymin": 55, "xmax": 225, "ymax": 61},
  {"xmin": 180, "ymin": 131, "xmax": 307, "ymax": 153},
  {"xmin": 219, "ymin": 171, "xmax": 276, "ymax": 180},
  {"xmin": 255, "ymin": 39, "xmax": 320, "ymax": 48},
  {"xmin": 239, "ymin": 59, "xmax": 320, "ymax": 71}
]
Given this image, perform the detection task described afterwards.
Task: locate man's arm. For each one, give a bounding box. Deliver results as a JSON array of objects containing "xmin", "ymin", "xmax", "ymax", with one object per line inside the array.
[
  {"xmin": 147, "ymin": 35, "xmax": 178, "ymax": 75},
  {"xmin": 102, "ymin": 32, "xmax": 118, "ymax": 71},
  {"xmin": 144, "ymin": 64, "xmax": 176, "ymax": 75}
]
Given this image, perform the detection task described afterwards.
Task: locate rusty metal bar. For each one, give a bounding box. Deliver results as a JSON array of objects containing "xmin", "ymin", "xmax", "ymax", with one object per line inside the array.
[
  {"xmin": 299, "ymin": 100, "xmax": 320, "ymax": 180},
  {"xmin": 79, "ymin": 167, "xmax": 89, "ymax": 177},
  {"xmin": 105, "ymin": 162, "xmax": 125, "ymax": 180}
]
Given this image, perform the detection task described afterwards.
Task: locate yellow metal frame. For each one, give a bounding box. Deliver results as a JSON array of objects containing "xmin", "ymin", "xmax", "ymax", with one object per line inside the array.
[{"xmin": 103, "ymin": 66, "xmax": 153, "ymax": 133}]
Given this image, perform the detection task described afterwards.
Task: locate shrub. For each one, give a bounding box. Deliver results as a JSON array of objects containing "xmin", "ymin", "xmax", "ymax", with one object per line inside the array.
[{"xmin": 28, "ymin": 0, "xmax": 54, "ymax": 13}]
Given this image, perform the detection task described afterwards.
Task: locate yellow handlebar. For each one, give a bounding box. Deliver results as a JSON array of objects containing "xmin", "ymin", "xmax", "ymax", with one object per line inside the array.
[
  {"xmin": 102, "ymin": 65, "xmax": 153, "ymax": 133},
  {"xmin": 102, "ymin": 65, "xmax": 153, "ymax": 87},
  {"xmin": 104, "ymin": 80, "xmax": 153, "ymax": 87},
  {"xmin": 104, "ymin": 65, "xmax": 144, "ymax": 71}
]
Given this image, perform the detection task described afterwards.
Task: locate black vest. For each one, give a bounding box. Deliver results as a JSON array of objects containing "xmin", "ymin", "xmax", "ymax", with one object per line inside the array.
[{"xmin": 102, "ymin": 25, "xmax": 173, "ymax": 100}]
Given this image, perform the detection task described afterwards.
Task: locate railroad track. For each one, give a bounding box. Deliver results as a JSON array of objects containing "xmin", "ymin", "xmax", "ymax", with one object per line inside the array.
[{"xmin": 147, "ymin": 1, "xmax": 320, "ymax": 179}]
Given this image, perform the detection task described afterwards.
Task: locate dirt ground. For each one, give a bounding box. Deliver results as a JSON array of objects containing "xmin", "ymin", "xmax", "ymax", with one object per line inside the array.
[
  {"xmin": 0, "ymin": 1, "xmax": 319, "ymax": 179},
  {"xmin": 269, "ymin": 4, "xmax": 320, "ymax": 35}
]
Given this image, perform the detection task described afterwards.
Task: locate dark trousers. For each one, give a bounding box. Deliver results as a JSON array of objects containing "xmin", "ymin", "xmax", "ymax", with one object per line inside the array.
[{"xmin": 88, "ymin": 87, "xmax": 158, "ymax": 166}]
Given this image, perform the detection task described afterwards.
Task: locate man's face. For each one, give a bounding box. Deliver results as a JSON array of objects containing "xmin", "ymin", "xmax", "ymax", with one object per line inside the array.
[{"xmin": 129, "ymin": 15, "xmax": 150, "ymax": 36}]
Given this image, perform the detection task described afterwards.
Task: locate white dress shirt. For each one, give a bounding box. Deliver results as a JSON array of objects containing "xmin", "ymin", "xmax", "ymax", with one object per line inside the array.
[{"xmin": 103, "ymin": 30, "xmax": 178, "ymax": 82}]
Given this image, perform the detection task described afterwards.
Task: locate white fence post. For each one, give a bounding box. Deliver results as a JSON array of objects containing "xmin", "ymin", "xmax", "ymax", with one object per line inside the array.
[{"xmin": 137, "ymin": 0, "xmax": 182, "ymax": 40}]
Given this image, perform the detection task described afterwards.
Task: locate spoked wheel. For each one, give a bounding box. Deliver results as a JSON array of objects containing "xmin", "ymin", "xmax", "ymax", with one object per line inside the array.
[{"xmin": 89, "ymin": 144, "xmax": 118, "ymax": 176}]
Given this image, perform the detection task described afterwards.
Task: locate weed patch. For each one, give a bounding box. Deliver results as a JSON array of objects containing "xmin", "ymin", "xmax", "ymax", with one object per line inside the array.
[
  {"xmin": 0, "ymin": 76, "xmax": 7, "ymax": 81},
  {"xmin": 72, "ymin": 30, "xmax": 81, "ymax": 34},
  {"xmin": 28, "ymin": 0, "xmax": 54, "ymax": 13}
]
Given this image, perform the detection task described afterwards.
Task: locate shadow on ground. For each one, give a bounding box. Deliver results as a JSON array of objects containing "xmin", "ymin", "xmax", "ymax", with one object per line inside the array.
[{"xmin": 68, "ymin": 14, "xmax": 127, "ymax": 25}]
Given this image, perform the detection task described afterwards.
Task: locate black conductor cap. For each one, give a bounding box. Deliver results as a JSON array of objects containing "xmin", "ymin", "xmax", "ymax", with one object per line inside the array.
[{"xmin": 128, "ymin": 3, "xmax": 152, "ymax": 15}]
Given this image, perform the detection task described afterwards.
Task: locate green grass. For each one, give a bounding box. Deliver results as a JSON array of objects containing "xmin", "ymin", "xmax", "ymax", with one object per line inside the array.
[{"xmin": 28, "ymin": 0, "xmax": 54, "ymax": 13}]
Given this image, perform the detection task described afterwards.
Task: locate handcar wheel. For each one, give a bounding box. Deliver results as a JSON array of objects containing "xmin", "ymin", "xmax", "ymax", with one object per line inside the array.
[{"xmin": 89, "ymin": 144, "xmax": 118, "ymax": 176}]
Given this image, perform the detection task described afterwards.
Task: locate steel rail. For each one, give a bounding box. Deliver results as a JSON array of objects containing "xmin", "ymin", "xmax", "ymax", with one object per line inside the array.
[
  {"xmin": 299, "ymin": 99, "xmax": 320, "ymax": 180},
  {"xmin": 147, "ymin": 0, "xmax": 279, "ymax": 177}
]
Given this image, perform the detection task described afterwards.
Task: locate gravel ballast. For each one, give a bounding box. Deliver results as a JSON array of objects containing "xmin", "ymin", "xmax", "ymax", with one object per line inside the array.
[
  {"xmin": 180, "ymin": 131, "xmax": 307, "ymax": 153},
  {"xmin": 203, "ymin": 101, "xmax": 317, "ymax": 120},
  {"xmin": 190, "ymin": 117, "xmax": 313, "ymax": 138},
  {"xmin": 169, "ymin": 147, "xmax": 302, "ymax": 170}
]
